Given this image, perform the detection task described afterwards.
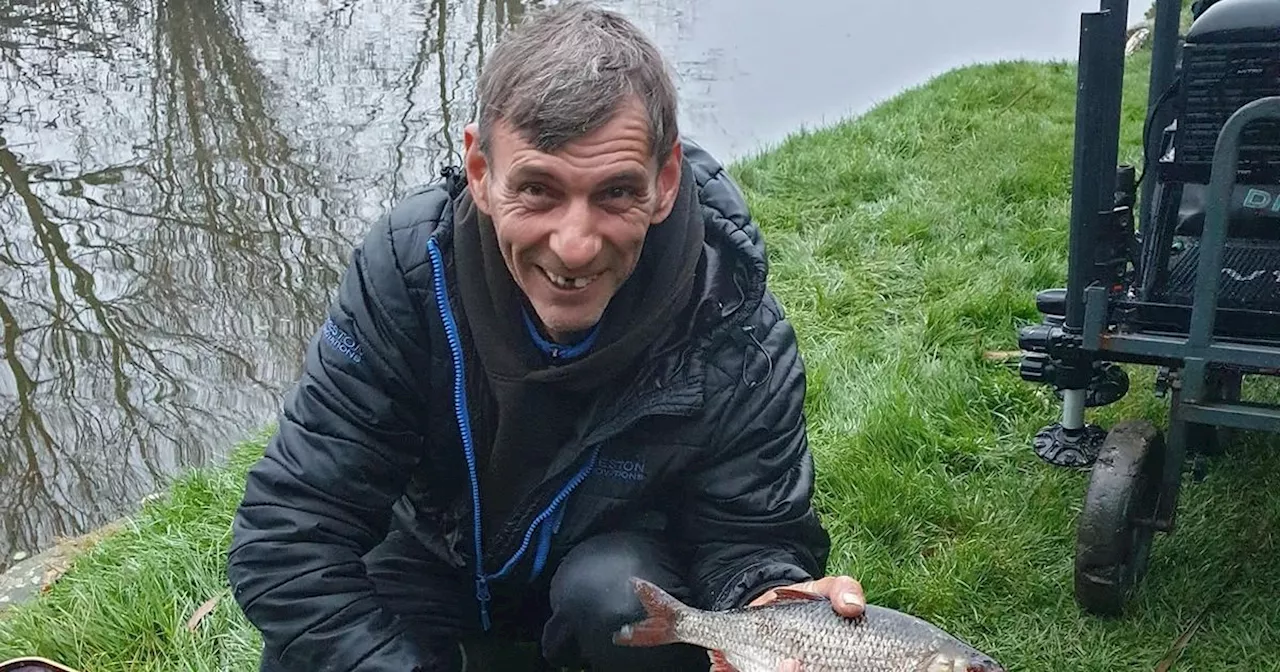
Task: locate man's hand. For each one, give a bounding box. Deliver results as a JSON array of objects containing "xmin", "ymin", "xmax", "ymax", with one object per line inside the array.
[{"xmin": 747, "ymin": 576, "xmax": 865, "ymax": 672}]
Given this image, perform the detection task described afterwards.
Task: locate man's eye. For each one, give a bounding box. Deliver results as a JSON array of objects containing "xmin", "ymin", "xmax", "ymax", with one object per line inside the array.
[
  {"xmin": 519, "ymin": 183, "xmax": 547, "ymax": 196},
  {"xmin": 604, "ymin": 186, "xmax": 636, "ymax": 200}
]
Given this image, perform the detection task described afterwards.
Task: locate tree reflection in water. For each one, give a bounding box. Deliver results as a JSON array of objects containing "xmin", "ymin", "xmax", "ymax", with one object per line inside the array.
[{"xmin": 0, "ymin": 0, "xmax": 531, "ymax": 570}]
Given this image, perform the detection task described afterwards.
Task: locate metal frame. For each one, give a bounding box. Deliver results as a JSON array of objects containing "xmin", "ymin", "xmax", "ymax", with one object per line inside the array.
[
  {"xmin": 1018, "ymin": 0, "xmax": 1280, "ymax": 614},
  {"xmin": 1088, "ymin": 97, "xmax": 1280, "ymax": 530},
  {"xmin": 1091, "ymin": 97, "xmax": 1280, "ymax": 381},
  {"xmin": 1025, "ymin": 0, "xmax": 1280, "ymax": 467}
]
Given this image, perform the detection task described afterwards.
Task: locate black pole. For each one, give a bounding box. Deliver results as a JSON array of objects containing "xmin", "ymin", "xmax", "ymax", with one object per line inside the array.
[
  {"xmin": 1098, "ymin": 0, "xmax": 1129, "ymax": 194},
  {"xmin": 1031, "ymin": 2, "xmax": 1139, "ymax": 470},
  {"xmin": 1148, "ymin": 0, "xmax": 1184, "ymax": 138},
  {"xmin": 1139, "ymin": 0, "xmax": 1185, "ymax": 236},
  {"xmin": 1065, "ymin": 12, "xmax": 1110, "ymax": 332},
  {"xmin": 1100, "ymin": 0, "xmax": 1131, "ymax": 34}
]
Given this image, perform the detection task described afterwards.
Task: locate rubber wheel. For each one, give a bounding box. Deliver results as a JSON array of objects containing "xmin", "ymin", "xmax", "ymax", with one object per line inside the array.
[{"xmin": 1073, "ymin": 419, "xmax": 1164, "ymax": 617}]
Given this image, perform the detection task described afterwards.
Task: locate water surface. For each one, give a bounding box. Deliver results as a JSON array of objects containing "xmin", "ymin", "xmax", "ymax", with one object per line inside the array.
[{"xmin": 0, "ymin": 0, "xmax": 1149, "ymax": 568}]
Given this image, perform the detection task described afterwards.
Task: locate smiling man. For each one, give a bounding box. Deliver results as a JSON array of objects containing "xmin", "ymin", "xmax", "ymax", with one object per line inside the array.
[{"xmin": 227, "ymin": 3, "xmax": 857, "ymax": 672}]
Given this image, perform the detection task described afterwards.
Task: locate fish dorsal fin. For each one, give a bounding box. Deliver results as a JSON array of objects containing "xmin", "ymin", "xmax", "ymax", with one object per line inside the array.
[
  {"xmin": 708, "ymin": 650, "xmax": 742, "ymax": 672},
  {"xmin": 769, "ymin": 588, "xmax": 828, "ymax": 604}
]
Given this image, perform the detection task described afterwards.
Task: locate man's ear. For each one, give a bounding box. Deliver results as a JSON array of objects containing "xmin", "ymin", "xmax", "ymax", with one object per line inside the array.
[
  {"xmin": 463, "ymin": 122, "xmax": 492, "ymax": 214},
  {"xmin": 651, "ymin": 141, "xmax": 683, "ymax": 223}
]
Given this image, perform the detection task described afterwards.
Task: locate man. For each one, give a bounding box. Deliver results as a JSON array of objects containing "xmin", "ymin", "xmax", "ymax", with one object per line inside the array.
[{"xmin": 226, "ymin": 3, "xmax": 862, "ymax": 671}]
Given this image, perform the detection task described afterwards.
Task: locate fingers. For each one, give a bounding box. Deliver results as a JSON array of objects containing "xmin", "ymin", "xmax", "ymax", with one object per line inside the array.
[
  {"xmin": 777, "ymin": 659, "xmax": 802, "ymax": 672},
  {"xmin": 749, "ymin": 576, "xmax": 866, "ymax": 619},
  {"xmin": 821, "ymin": 575, "xmax": 865, "ymax": 618}
]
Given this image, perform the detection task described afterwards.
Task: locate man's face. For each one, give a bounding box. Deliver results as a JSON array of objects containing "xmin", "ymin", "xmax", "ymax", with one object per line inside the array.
[{"xmin": 463, "ymin": 98, "xmax": 683, "ymax": 343}]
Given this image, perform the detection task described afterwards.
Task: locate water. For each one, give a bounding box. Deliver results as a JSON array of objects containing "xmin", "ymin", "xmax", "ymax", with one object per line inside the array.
[{"xmin": 0, "ymin": 0, "xmax": 1150, "ymax": 569}]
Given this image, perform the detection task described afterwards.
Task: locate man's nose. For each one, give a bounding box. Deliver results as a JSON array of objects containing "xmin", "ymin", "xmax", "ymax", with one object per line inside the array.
[{"xmin": 549, "ymin": 199, "xmax": 602, "ymax": 270}]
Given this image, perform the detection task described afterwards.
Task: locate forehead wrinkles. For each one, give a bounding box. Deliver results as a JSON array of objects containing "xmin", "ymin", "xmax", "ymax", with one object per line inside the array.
[
  {"xmin": 497, "ymin": 99, "xmax": 655, "ymax": 183},
  {"xmin": 505, "ymin": 144, "xmax": 652, "ymax": 193}
]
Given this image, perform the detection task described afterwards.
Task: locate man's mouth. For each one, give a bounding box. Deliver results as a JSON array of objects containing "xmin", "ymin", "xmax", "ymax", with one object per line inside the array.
[{"xmin": 541, "ymin": 267, "xmax": 602, "ymax": 290}]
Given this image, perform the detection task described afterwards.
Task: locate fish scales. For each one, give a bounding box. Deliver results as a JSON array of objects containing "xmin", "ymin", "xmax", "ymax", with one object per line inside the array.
[
  {"xmin": 676, "ymin": 602, "xmax": 963, "ymax": 671},
  {"xmin": 614, "ymin": 577, "xmax": 1004, "ymax": 672}
]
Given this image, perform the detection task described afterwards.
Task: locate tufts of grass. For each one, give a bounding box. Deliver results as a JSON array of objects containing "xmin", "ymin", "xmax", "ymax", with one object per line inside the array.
[{"xmin": 0, "ymin": 436, "xmax": 269, "ymax": 671}]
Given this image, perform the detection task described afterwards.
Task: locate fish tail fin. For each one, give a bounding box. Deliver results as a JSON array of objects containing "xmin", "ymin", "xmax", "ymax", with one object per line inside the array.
[{"xmin": 612, "ymin": 577, "xmax": 689, "ymax": 647}]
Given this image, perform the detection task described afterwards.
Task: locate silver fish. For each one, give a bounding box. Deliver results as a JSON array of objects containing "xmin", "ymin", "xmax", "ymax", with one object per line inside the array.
[{"xmin": 612, "ymin": 577, "xmax": 1005, "ymax": 672}]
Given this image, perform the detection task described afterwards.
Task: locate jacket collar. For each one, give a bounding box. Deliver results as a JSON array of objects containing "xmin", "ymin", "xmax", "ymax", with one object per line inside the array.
[{"xmin": 428, "ymin": 140, "xmax": 768, "ymax": 401}]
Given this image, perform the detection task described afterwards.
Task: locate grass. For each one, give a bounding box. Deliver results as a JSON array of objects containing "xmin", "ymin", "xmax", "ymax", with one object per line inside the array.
[
  {"xmin": 5, "ymin": 22, "xmax": 1280, "ymax": 672},
  {"xmin": 0, "ymin": 438, "xmax": 270, "ymax": 670}
]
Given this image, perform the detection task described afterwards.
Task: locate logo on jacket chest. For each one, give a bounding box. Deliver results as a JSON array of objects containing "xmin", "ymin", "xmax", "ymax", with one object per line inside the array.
[{"xmin": 594, "ymin": 457, "xmax": 647, "ymax": 483}]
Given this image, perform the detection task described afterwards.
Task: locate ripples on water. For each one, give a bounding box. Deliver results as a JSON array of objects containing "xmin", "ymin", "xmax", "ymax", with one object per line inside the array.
[
  {"xmin": 0, "ymin": 0, "xmax": 534, "ymax": 570},
  {"xmin": 0, "ymin": 0, "xmax": 1148, "ymax": 570}
]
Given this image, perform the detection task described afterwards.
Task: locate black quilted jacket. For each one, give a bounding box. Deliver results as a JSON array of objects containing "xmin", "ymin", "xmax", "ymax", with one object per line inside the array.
[{"xmin": 226, "ymin": 142, "xmax": 831, "ymax": 671}]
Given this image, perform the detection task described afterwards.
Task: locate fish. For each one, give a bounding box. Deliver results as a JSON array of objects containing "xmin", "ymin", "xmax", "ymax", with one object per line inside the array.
[{"xmin": 612, "ymin": 577, "xmax": 1005, "ymax": 672}]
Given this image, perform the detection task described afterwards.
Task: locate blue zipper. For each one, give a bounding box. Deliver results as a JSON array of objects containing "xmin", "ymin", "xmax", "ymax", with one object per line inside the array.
[
  {"xmin": 531, "ymin": 498, "xmax": 569, "ymax": 581},
  {"xmin": 427, "ymin": 236, "xmax": 598, "ymax": 631},
  {"xmin": 427, "ymin": 238, "xmax": 491, "ymax": 629},
  {"xmin": 487, "ymin": 446, "xmax": 599, "ymax": 582}
]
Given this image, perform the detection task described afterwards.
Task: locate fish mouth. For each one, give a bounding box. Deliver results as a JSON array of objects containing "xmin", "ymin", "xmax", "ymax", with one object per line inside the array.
[{"xmin": 922, "ymin": 654, "xmax": 1004, "ymax": 672}]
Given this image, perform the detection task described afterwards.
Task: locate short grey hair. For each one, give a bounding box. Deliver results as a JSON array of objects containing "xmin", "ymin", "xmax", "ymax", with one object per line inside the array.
[{"xmin": 474, "ymin": 1, "xmax": 680, "ymax": 168}]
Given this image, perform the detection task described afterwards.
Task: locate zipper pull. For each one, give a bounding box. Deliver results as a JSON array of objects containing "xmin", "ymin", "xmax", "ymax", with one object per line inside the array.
[{"xmin": 475, "ymin": 576, "xmax": 492, "ymax": 631}]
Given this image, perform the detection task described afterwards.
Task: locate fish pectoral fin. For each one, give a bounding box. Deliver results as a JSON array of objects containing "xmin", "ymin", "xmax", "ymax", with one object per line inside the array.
[
  {"xmin": 768, "ymin": 587, "xmax": 830, "ymax": 604},
  {"xmin": 708, "ymin": 650, "xmax": 742, "ymax": 672}
]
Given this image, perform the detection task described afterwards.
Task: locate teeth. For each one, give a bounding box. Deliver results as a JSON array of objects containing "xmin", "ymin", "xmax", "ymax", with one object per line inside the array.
[{"xmin": 545, "ymin": 269, "xmax": 598, "ymax": 289}]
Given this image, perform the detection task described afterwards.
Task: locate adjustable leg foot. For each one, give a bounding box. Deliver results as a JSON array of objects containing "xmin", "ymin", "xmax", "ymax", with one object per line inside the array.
[
  {"xmin": 1034, "ymin": 423, "xmax": 1108, "ymax": 468},
  {"xmin": 1034, "ymin": 389, "xmax": 1107, "ymax": 468}
]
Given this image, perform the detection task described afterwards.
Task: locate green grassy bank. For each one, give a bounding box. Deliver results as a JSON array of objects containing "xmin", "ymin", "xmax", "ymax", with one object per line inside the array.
[{"xmin": 4, "ymin": 34, "xmax": 1279, "ymax": 672}]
